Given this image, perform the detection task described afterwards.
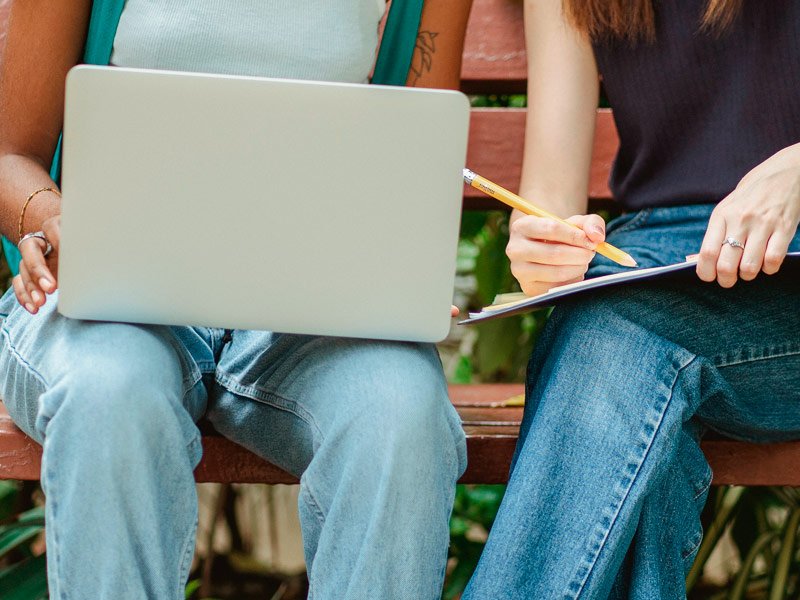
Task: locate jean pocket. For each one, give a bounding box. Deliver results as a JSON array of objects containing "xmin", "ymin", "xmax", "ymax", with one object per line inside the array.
[{"xmin": 605, "ymin": 208, "xmax": 654, "ymax": 236}]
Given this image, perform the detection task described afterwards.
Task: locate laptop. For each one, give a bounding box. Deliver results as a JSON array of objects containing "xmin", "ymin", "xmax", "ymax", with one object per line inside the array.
[{"xmin": 58, "ymin": 66, "xmax": 469, "ymax": 343}]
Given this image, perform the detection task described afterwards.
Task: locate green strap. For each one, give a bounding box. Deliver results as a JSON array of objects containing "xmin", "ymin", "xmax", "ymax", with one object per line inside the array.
[
  {"xmin": 48, "ymin": 0, "xmax": 124, "ymax": 184},
  {"xmin": 372, "ymin": 0, "xmax": 425, "ymax": 86}
]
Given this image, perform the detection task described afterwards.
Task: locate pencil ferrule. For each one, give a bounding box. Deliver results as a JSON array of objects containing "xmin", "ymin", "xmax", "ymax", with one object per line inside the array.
[{"xmin": 462, "ymin": 168, "xmax": 476, "ymax": 185}]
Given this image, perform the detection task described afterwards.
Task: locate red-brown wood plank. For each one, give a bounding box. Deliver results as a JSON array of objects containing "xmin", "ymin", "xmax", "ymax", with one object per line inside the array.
[
  {"xmin": 6, "ymin": 387, "xmax": 800, "ymax": 486},
  {"xmin": 464, "ymin": 109, "xmax": 617, "ymax": 209},
  {"xmin": 461, "ymin": 0, "xmax": 527, "ymax": 94}
]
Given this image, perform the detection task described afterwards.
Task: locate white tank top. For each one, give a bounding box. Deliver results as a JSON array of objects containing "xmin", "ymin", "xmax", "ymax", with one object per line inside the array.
[{"xmin": 111, "ymin": 0, "xmax": 387, "ymax": 84}]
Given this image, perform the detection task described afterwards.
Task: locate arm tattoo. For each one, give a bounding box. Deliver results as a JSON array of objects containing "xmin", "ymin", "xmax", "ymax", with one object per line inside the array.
[{"xmin": 409, "ymin": 31, "xmax": 438, "ymax": 85}]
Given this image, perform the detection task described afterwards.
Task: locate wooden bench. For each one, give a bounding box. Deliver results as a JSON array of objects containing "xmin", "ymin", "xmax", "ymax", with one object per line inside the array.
[{"xmin": 2, "ymin": 0, "xmax": 800, "ymax": 487}]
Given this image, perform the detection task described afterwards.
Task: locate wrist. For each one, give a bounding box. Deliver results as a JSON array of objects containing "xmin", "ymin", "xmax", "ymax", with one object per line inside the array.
[{"xmin": 19, "ymin": 189, "xmax": 61, "ymax": 240}]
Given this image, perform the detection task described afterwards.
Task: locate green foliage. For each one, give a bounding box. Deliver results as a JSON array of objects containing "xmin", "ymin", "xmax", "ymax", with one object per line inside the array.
[
  {"xmin": 455, "ymin": 211, "xmax": 543, "ymax": 382},
  {"xmin": 0, "ymin": 483, "xmax": 47, "ymax": 600},
  {"xmin": 444, "ymin": 485, "xmax": 505, "ymax": 600},
  {"xmin": 688, "ymin": 487, "xmax": 800, "ymax": 599}
]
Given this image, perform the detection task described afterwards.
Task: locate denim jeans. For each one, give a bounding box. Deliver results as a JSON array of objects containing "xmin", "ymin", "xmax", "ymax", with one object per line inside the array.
[
  {"xmin": 0, "ymin": 292, "xmax": 467, "ymax": 600},
  {"xmin": 464, "ymin": 203, "xmax": 800, "ymax": 600}
]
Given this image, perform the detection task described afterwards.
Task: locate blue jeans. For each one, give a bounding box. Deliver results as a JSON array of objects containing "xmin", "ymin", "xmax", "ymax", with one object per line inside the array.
[
  {"xmin": 464, "ymin": 203, "xmax": 800, "ymax": 600},
  {"xmin": 0, "ymin": 292, "xmax": 467, "ymax": 600}
]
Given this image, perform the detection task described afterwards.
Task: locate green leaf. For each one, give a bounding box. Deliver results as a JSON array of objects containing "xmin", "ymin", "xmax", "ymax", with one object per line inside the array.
[
  {"xmin": 475, "ymin": 317, "xmax": 522, "ymax": 380},
  {"xmin": 451, "ymin": 355, "xmax": 473, "ymax": 385},
  {"xmin": 0, "ymin": 523, "xmax": 44, "ymax": 557},
  {"xmin": 0, "ymin": 554, "xmax": 48, "ymax": 600},
  {"xmin": 185, "ymin": 578, "xmax": 201, "ymax": 598},
  {"xmin": 768, "ymin": 506, "xmax": 800, "ymax": 600},
  {"xmin": 0, "ymin": 481, "xmax": 19, "ymax": 521},
  {"xmin": 460, "ymin": 212, "xmax": 489, "ymax": 240}
]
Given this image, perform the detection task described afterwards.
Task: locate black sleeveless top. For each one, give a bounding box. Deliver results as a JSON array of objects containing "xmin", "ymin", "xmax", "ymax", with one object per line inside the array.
[{"xmin": 593, "ymin": 0, "xmax": 800, "ymax": 210}]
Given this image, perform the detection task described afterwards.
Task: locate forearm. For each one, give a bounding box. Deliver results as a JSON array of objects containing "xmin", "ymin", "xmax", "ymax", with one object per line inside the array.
[
  {"xmin": 520, "ymin": 0, "xmax": 599, "ymax": 219},
  {"xmin": 0, "ymin": 153, "xmax": 61, "ymax": 243}
]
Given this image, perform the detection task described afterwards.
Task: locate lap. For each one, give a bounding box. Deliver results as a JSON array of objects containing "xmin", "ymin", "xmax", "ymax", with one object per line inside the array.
[
  {"xmin": 207, "ymin": 330, "xmax": 461, "ymax": 474},
  {"xmin": 0, "ymin": 288, "xmax": 206, "ymax": 440},
  {"xmin": 540, "ymin": 266, "xmax": 800, "ymax": 441}
]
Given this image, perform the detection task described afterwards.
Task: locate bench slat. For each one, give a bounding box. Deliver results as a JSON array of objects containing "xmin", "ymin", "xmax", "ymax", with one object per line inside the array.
[
  {"xmin": 461, "ymin": 0, "xmax": 527, "ymax": 94},
  {"xmin": 465, "ymin": 109, "xmax": 617, "ymax": 209},
  {"xmin": 4, "ymin": 387, "xmax": 800, "ymax": 486}
]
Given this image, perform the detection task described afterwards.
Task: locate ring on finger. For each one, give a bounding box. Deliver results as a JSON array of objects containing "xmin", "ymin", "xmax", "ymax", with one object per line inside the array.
[
  {"xmin": 19, "ymin": 231, "xmax": 52, "ymax": 257},
  {"xmin": 722, "ymin": 236, "xmax": 745, "ymax": 250}
]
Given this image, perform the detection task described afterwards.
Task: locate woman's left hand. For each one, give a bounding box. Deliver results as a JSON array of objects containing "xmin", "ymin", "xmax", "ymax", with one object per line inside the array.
[{"xmin": 698, "ymin": 145, "xmax": 800, "ymax": 287}]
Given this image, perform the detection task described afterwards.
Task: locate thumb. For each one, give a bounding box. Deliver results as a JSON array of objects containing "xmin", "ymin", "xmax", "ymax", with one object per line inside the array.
[{"xmin": 567, "ymin": 214, "xmax": 606, "ymax": 244}]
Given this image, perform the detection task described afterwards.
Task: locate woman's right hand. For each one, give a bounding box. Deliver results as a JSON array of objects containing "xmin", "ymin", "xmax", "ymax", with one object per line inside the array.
[
  {"xmin": 506, "ymin": 210, "xmax": 606, "ymax": 296},
  {"xmin": 14, "ymin": 214, "xmax": 60, "ymax": 314}
]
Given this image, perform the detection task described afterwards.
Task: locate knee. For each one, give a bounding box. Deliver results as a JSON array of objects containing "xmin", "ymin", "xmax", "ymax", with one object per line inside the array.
[
  {"xmin": 338, "ymin": 344, "xmax": 466, "ymax": 480},
  {"xmin": 37, "ymin": 327, "xmax": 193, "ymax": 449}
]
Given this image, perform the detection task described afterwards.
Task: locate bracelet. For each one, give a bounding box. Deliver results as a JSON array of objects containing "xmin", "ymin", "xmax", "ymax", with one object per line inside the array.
[{"xmin": 18, "ymin": 187, "xmax": 61, "ymax": 243}]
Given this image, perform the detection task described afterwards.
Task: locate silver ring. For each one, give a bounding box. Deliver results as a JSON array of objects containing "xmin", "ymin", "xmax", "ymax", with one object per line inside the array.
[
  {"xmin": 723, "ymin": 236, "xmax": 745, "ymax": 250},
  {"xmin": 19, "ymin": 231, "xmax": 53, "ymax": 257}
]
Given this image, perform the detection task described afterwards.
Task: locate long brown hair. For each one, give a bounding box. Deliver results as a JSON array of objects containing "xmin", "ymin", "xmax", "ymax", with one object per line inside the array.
[{"xmin": 563, "ymin": 0, "xmax": 743, "ymax": 41}]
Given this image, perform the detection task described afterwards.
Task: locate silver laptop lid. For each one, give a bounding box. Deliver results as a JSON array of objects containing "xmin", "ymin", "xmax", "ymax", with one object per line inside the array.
[{"xmin": 58, "ymin": 66, "xmax": 469, "ymax": 342}]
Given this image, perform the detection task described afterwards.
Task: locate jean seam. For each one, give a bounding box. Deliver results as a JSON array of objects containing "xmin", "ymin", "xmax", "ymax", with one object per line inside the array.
[
  {"xmin": 177, "ymin": 513, "xmax": 198, "ymax": 599},
  {"xmin": 681, "ymin": 529, "xmax": 704, "ymax": 560},
  {"xmin": 43, "ymin": 441, "xmax": 66, "ymax": 599},
  {"xmin": 0, "ymin": 323, "xmax": 50, "ymax": 388},
  {"xmin": 214, "ymin": 371, "xmax": 324, "ymax": 440},
  {"xmin": 565, "ymin": 353, "xmax": 698, "ymax": 600},
  {"xmin": 714, "ymin": 346, "xmax": 800, "ymax": 369},
  {"xmin": 610, "ymin": 208, "xmax": 653, "ymax": 235}
]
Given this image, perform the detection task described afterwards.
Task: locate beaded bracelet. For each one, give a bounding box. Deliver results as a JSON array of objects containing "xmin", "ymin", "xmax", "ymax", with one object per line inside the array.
[{"xmin": 18, "ymin": 187, "xmax": 61, "ymax": 243}]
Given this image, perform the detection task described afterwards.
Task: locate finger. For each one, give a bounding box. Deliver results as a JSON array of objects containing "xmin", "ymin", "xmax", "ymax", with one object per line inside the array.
[
  {"xmin": 12, "ymin": 275, "xmax": 35, "ymax": 313},
  {"xmin": 510, "ymin": 216, "xmax": 595, "ymax": 249},
  {"xmin": 19, "ymin": 236, "xmax": 55, "ymax": 294},
  {"xmin": 19, "ymin": 260, "xmax": 45, "ymax": 309},
  {"xmin": 42, "ymin": 215, "xmax": 61, "ymax": 253},
  {"xmin": 763, "ymin": 230, "xmax": 792, "ymax": 275},
  {"xmin": 567, "ymin": 213, "xmax": 606, "ymax": 244},
  {"xmin": 450, "ymin": 305, "xmax": 459, "ymax": 317},
  {"xmin": 697, "ymin": 212, "xmax": 727, "ymax": 282},
  {"xmin": 518, "ymin": 276, "xmax": 585, "ymax": 297},
  {"xmin": 716, "ymin": 236, "xmax": 746, "ymax": 288},
  {"xmin": 15, "ymin": 266, "xmax": 37, "ymax": 314},
  {"xmin": 506, "ymin": 238, "xmax": 595, "ymax": 266},
  {"xmin": 41, "ymin": 218, "xmax": 60, "ymax": 288},
  {"xmin": 510, "ymin": 261, "xmax": 590, "ymax": 284},
  {"xmin": 738, "ymin": 228, "xmax": 770, "ymax": 281}
]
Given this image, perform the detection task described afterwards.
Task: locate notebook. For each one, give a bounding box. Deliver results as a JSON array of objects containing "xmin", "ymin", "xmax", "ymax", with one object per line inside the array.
[{"xmin": 461, "ymin": 252, "xmax": 800, "ymax": 324}]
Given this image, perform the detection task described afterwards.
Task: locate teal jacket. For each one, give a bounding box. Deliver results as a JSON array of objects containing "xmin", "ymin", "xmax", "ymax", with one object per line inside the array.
[{"xmin": 3, "ymin": 0, "xmax": 423, "ymax": 274}]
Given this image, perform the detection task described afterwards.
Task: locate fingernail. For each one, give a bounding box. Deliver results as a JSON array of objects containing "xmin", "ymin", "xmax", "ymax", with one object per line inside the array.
[
  {"xmin": 25, "ymin": 303, "xmax": 34, "ymax": 313},
  {"xmin": 31, "ymin": 291, "xmax": 41, "ymax": 303},
  {"xmin": 39, "ymin": 278, "xmax": 51, "ymax": 290},
  {"xmin": 591, "ymin": 226, "xmax": 605, "ymax": 237}
]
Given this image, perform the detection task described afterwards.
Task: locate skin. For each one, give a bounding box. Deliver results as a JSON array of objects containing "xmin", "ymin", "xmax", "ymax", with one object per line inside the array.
[
  {"xmin": 514, "ymin": 0, "xmax": 800, "ymax": 296},
  {"xmin": 0, "ymin": 0, "xmax": 473, "ymax": 316}
]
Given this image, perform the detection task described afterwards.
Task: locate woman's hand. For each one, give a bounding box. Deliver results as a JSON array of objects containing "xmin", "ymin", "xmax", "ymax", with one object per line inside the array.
[
  {"xmin": 13, "ymin": 214, "xmax": 60, "ymax": 313},
  {"xmin": 506, "ymin": 210, "xmax": 605, "ymax": 296},
  {"xmin": 698, "ymin": 145, "xmax": 800, "ymax": 288}
]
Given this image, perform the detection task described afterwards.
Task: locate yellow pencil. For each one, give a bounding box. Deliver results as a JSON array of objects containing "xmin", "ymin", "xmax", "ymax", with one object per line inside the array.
[{"xmin": 462, "ymin": 168, "xmax": 637, "ymax": 268}]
